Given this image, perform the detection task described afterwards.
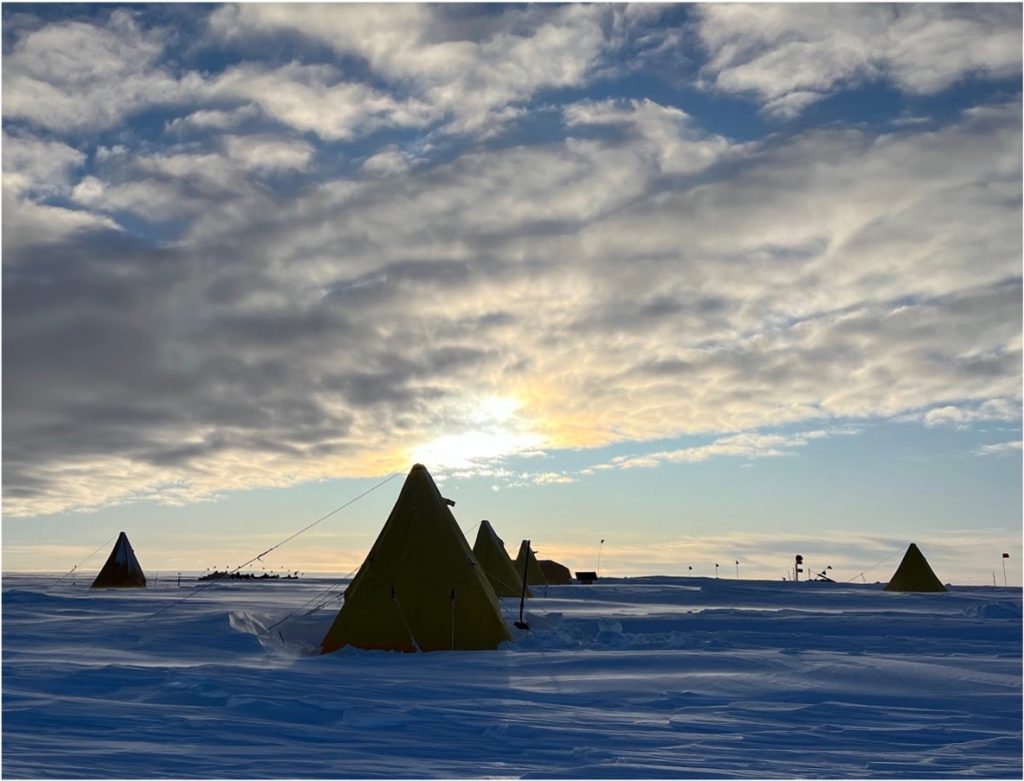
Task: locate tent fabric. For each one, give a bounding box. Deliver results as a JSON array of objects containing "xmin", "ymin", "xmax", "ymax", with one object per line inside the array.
[
  {"xmin": 538, "ymin": 559, "xmax": 572, "ymax": 585},
  {"xmin": 321, "ymin": 464, "xmax": 511, "ymax": 654},
  {"xmin": 472, "ymin": 521, "xmax": 531, "ymax": 598},
  {"xmin": 885, "ymin": 543, "xmax": 948, "ymax": 593},
  {"xmin": 90, "ymin": 532, "xmax": 147, "ymax": 588},
  {"xmin": 515, "ymin": 540, "xmax": 549, "ymax": 586}
]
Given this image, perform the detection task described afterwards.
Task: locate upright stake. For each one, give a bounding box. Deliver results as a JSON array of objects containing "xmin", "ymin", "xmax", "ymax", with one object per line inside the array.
[
  {"xmin": 597, "ymin": 539, "xmax": 605, "ymax": 577},
  {"xmin": 515, "ymin": 540, "xmax": 530, "ymax": 630},
  {"xmin": 1002, "ymin": 553, "xmax": 1009, "ymax": 587}
]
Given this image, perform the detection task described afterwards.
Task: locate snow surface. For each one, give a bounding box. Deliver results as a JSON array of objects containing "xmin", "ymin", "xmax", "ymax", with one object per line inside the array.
[{"xmin": 3, "ymin": 574, "xmax": 1021, "ymax": 778}]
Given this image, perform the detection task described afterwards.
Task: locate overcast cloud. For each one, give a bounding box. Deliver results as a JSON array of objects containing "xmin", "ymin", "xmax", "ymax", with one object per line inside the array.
[{"xmin": 3, "ymin": 4, "xmax": 1021, "ymax": 517}]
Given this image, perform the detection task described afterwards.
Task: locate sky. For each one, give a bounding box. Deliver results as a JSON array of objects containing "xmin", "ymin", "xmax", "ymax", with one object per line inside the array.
[{"xmin": 2, "ymin": 3, "xmax": 1022, "ymax": 585}]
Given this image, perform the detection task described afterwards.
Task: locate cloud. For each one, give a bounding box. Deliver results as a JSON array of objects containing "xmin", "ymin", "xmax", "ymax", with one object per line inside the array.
[
  {"xmin": 207, "ymin": 62, "xmax": 437, "ymax": 141},
  {"xmin": 695, "ymin": 4, "xmax": 1022, "ymax": 116},
  {"xmin": 919, "ymin": 398, "xmax": 1021, "ymax": 429},
  {"xmin": 2, "ymin": 8, "xmax": 1020, "ymax": 518},
  {"xmin": 7, "ymin": 101, "xmax": 1021, "ymax": 515},
  {"xmin": 166, "ymin": 106, "xmax": 260, "ymax": 134},
  {"xmin": 3, "ymin": 9, "xmax": 204, "ymax": 132},
  {"xmin": 530, "ymin": 472, "xmax": 575, "ymax": 486},
  {"xmin": 64, "ymin": 135, "xmax": 315, "ymax": 228},
  {"xmin": 361, "ymin": 147, "xmax": 421, "ymax": 177},
  {"xmin": 208, "ymin": 3, "xmax": 613, "ymax": 135},
  {"xmin": 563, "ymin": 98, "xmax": 735, "ymax": 175},
  {"xmin": 2, "ymin": 130, "xmax": 85, "ymax": 198},
  {"xmin": 6, "ymin": 100, "xmax": 1020, "ymax": 516},
  {"xmin": 606, "ymin": 430, "xmax": 837, "ymax": 471},
  {"xmin": 974, "ymin": 441, "xmax": 1023, "ymax": 457},
  {"xmin": 223, "ymin": 134, "xmax": 314, "ymax": 173},
  {"xmin": 2, "ymin": 130, "xmax": 119, "ymax": 249}
]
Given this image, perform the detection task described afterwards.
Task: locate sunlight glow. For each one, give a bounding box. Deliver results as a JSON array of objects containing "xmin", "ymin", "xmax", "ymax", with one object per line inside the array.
[{"xmin": 410, "ymin": 396, "xmax": 544, "ymax": 470}]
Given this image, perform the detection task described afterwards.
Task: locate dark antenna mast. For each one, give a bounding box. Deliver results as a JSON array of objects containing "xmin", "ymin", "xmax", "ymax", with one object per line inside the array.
[{"xmin": 515, "ymin": 540, "xmax": 531, "ymax": 630}]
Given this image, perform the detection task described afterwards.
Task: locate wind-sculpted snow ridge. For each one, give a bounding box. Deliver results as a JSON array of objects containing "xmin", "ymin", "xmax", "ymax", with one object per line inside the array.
[{"xmin": 3, "ymin": 574, "xmax": 1020, "ymax": 778}]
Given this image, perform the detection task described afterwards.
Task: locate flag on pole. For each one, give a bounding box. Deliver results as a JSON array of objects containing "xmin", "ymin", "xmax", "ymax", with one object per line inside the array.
[
  {"xmin": 1002, "ymin": 553, "xmax": 1010, "ymax": 558},
  {"xmin": 600, "ymin": 539, "xmax": 605, "ymax": 544}
]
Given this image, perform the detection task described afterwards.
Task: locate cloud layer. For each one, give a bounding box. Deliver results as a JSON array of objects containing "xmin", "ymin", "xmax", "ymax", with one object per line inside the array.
[
  {"xmin": 696, "ymin": 4, "xmax": 1022, "ymax": 116},
  {"xmin": 3, "ymin": 5, "xmax": 1021, "ymax": 517}
]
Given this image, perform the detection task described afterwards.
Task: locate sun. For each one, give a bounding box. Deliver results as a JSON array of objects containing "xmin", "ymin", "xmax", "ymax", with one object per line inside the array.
[{"xmin": 410, "ymin": 396, "xmax": 543, "ymax": 471}]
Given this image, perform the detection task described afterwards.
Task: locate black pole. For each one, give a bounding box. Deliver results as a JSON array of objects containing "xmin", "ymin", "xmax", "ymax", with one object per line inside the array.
[{"xmin": 515, "ymin": 540, "xmax": 530, "ymax": 630}]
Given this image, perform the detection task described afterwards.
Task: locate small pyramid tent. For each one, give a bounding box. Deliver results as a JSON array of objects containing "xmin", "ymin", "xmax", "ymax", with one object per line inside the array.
[
  {"xmin": 321, "ymin": 465, "xmax": 511, "ymax": 654},
  {"xmin": 473, "ymin": 520, "xmax": 531, "ymax": 598},
  {"xmin": 516, "ymin": 540, "xmax": 549, "ymax": 586},
  {"xmin": 539, "ymin": 559, "xmax": 572, "ymax": 585},
  {"xmin": 885, "ymin": 543, "xmax": 947, "ymax": 593},
  {"xmin": 90, "ymin": 532, "xmax": 147, "ymax": 588}
]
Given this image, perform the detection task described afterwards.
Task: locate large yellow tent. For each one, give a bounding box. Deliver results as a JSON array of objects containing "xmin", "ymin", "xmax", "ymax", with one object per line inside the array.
[
  {"xmin": 321, "ymin": 464, "xmax": 511, "ymax": 653},
  {"xmin": 885, "ymin": 543, "xmax": 947, "ymax": 593},
  {"xmin": 90, "ymin": 531, "xmax": 147, "ymax": 588},
  {"xmin": 472, "ymin": 520, "xmax": 531, "ymax": 598},
  {"xmin": 515, "ymin": 540, "xmax": 549, "ymax": 586}
]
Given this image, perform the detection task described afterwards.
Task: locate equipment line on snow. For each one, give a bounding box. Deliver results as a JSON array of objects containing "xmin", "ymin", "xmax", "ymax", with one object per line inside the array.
[
  {"xmin": 140, "ymin": 470, "xmax": 404, "ymax": 623},
  {"xmin": 60, "ymin": 534, "xmax": 116, "ymax": 581}
]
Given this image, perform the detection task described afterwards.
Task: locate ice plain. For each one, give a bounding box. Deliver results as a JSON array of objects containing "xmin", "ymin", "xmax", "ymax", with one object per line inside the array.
[{"xmin": 2, "ymin": 574, "xmax": 1021, "ymax": 778}]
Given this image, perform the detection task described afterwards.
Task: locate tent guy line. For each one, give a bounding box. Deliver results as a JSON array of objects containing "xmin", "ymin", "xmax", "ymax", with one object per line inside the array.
[
  {"xmin": 59, "ymin": 533, "xmax": 116, "ymax": 580},
  {"xmin": 846, "ymin": 547, "xmax": 905, "ymax": 583},
  {"xmin": 263, "ymin": 560, "xmax": 364, "ymax": 638},
  {"xmin": 139, "ymin": 470, "xmax": 405, "ymax": 624},
  {"xmin": 243, "ymin": 470, "xmax": 405, "ymax": 569}
]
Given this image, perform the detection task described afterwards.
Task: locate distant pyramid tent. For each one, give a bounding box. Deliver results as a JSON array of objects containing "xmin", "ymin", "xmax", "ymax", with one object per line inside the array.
[
  {"xmin": 885, "ymin": 543, "xmax": 947, "ymax": 593},
  {"xmin": 90, "ymin": 532, "xmax": 147, "ymax": 588},
  {"xmin": 472, "ymin": 520, "xmax": 531, "ymax": 598},
  {"xmin": 539, "ymin": 559, "xmax": 572, "ymax": 585},
  {"xmin": 516, "ymin": 540, "xmax": 549, "ymax": 586},
  {"xmin": 321, "ymin": 464, "xmax": 511, "ymax": 654}
]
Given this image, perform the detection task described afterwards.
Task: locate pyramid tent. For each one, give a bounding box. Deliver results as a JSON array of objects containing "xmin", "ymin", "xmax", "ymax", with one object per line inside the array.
[
  {"xmin": 472, "ymin": 520, "xmax": 531, "ymax": 598},
  {"xmin": 885, "ymin": 543, "xmax": 947, "ymax": 593},
  {"xmin": 90, "ymin": 531, "xmax": 147, "ymax": 588},
  {"xmin": 321, "ymin": 464, "xmax": 511, "ymax": 654},
  {"xmin": 515, "ymin": 540, "xmax": 549, "ymax": 586},
  {"xmin": 539, "ymin": 559, "xmax": 572, "ymax": 585}
]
